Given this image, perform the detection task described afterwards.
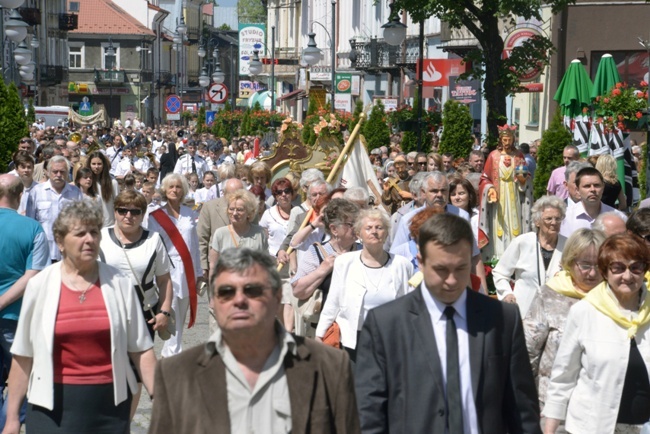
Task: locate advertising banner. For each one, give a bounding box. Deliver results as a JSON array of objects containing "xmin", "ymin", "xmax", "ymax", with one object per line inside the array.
[
  {"xmin": 239, "ymin": 23, "xmax": 266, "ymax": 76},
  {"xmin": 335, "ymin": 73, "xmax": 352, "ymax": 94}
]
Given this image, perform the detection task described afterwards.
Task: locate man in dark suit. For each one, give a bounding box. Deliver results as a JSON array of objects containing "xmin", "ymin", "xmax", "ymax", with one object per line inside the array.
[
  {"xmin": 355, "ymin": 213, "xmax": 540, "ymax": 434},
  {"xmin": 149, "ymin": 248, "xmax": 359, "ymax": 434}
]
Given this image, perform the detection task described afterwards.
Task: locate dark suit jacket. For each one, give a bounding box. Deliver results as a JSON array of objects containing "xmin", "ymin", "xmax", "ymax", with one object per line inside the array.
[
  {"xmin": 197, "ymin": 197, "xmax": 229, "ymax": 271},
  {"xmin": 355, "ymin": 288, "xmax": 541, "ymax": 434},
  {"xmin": 148, "ymin": 336, "xmax": 360, "ymax": 434}
]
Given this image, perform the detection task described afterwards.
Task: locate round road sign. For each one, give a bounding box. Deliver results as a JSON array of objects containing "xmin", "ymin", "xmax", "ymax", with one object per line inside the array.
[
  {"xmin": 165, "ymin": 95, "xmax": 182, "ymax": 114},
  {"xmin": 208, "ymin": 83, "xmax": 228, "ymax": 104}
]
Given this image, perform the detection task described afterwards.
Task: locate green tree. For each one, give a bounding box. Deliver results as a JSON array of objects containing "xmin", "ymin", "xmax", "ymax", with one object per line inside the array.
[
  {"xmin": 391, "ymin": 0, "xmax": 574, "ymax": 142},
  {"xmin": 238, "ymin": 0, "xmax": 266, "ymax": 23},
  {"xmin": 363, "ymin": 100, "xmax": 391, "ymax": 152},
  {"xmin": 27, "ymin": 98, "xmax": 36, "ymax": 124},
  {"xmin": 533, "ymin": 109, "xmax": 571, "ymax": 199},
  {"xmin": 196, "ymin": 106, "xmax": 206, "ymax": 133},
  {"xmin": 349, "ymin": 99, "xmax": 364, "ymax": 132},
  {"xmin": 0, "ymin": 82, "xmax": 28, "ymax": 171},
  {"xmin": 439, "ymin": 100, "xmax": 473, "ymax": 158}
]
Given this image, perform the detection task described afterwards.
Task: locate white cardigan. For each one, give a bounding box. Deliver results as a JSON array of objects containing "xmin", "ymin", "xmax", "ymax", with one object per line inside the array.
[
  {"xmin": 315, "ymin": 251, "xmax": 413, "ymax": 349},
  {"xmin": 11, "ymin": 262, "xmax": 153, "ymax": 411},
  {"xmin": 492, "ymin": 232, "xmax": 564, "ymax": 317},
  {"xmin": 543, "ymin": 290, "xmax": 650, "ymax": 434}
]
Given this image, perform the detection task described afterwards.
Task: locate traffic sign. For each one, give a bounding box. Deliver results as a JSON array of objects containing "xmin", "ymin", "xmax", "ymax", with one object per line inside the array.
[
  {"xmin": 208, "ymin": 83, "xmax": 228, "ymax": 104},
  {"xmin": 206, "ymin": 111, "xmax": 216, "ymax": 126},
  {"xmin": 165, "ymin": 94, "xmax": 182, "ymax": 114}
]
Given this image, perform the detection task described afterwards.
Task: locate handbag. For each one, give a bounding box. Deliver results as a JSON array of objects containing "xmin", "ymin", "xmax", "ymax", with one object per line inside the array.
[
  {"xmin": 120, "ymin": 239, "xmax": 176, "ymax": 341},
  {"xmin": 322, "ymin": 322, "xmax": 341, "ymax": 349},
  {"xmin": 294, "ymin": 242, "xmax": 328, "ymax": 323}
]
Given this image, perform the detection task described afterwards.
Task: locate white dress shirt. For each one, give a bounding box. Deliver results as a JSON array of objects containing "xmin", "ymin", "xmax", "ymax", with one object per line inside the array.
[
  {"xmin": 559, "ymin": 201, "xmax": 625, "ymax": 237},
  {"xmin": 421, "ymin": 286, "xmax": 479, "ymax": 434},
  {"xmin": 173, "ymin": 154, "xmax": 209, "ymax": 179}
]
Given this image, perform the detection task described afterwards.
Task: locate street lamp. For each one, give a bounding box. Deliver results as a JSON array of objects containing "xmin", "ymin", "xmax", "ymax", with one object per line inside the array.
[
  {"xmin": 248, "ymin": 50, "xmax": 263, "ymax": 76},
  {"xmin": 5, "ymin": 9, "xmax": 28, "ymax": 43},
  {"xmin": 13, "ymin": 41, "xmax": 31, "ymax": 65},
  {"xmin": 0, "ymin": 0, "xmax": 25, "ymax": 8},
  {"xmin": 212, "ymin": 55, "xmax": 225, "ymax": 84},
  {"xmin": 198, "ymin": 66, "xmax": 210, "ymax": 88},
  {"xmin": 106, "ymin": 38, "xmax": 115, "ymax": 127},
  {"xmin": 302, "ymin": 0, "xmax": 337, "ymax": 113},
  {"xmin": 382, "ymin": 5, "xmax": 425, "ymax": 152}
]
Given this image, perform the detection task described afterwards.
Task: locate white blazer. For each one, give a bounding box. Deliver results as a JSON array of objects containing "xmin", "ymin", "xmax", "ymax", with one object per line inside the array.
[
  {"xmin": 11, "ymin": 262, "xmax": 153, "ymax": 411},
  {"xmin": 543, "ymin": 290, "xmax": 650, "ymax": 434},
  {"xmin": 492, "ymin": 232, "xmax": 564, "ymax": 317},
  {"xmin": 315, "ymin": 251, "xmax": 414, "ymax": 349}
]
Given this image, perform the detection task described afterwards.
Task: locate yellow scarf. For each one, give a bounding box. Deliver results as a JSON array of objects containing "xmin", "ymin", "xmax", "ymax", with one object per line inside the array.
[
  {"xmin": 585, "ymin": 282, "xmax": 650, "ymax": 339},
  {"xmin": 546, "ymin": 270, "xmax": 587, "ymax": 300},
  {"xmin": 408, "ymin": 271, "xmax": 423, "ymax": 288}
]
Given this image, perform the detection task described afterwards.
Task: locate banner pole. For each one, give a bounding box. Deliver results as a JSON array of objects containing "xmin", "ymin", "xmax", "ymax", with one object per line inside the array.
[{"xmin": 277, "ymin": 112, "xmax": 367, "ymax": 272}]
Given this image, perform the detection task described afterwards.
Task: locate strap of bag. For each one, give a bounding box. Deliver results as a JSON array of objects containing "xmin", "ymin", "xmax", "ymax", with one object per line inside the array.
[
  {"xmin": 117, "ymin": 236, "xmax": 157, "ymax": 317},
  {"xmin": 151, "ymin": 208, "xmax": 198, "ymax": 328},
  {"xmin": 228, "ymin": 224, "xmax": 240, "ymax": 248},
  {"xmin": 314, "ymin": 242, "xmax": 329, "ymax": 260}
]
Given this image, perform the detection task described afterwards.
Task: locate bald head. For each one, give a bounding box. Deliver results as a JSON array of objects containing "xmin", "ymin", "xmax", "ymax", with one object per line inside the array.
[
  {"xmin": 0, "ymin": 174, "xmax": 24, "ymax": 209},
  {"xmin": 593, "ymin": 212, "xmax": 627, "ymax": 237},
  {"xmin": 223, "ymin": 178, "xmax": 245, "ymax": 195}
]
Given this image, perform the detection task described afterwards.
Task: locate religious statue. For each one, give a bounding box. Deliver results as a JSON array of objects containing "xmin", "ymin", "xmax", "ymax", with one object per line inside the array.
[
  {"xmin": 478, "ymin": 125, "xmax": 533, "ymax": 261},
  {"xmin": 382, "ymin": 155, "xmax": 413, "ymax": 214}
]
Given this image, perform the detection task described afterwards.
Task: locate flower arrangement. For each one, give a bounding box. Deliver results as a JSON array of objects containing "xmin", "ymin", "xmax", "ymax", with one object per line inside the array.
[
  {"xmin": 302, "ymin": 108, "xmax": 351, "ymax": 145},
  {"xmin": 280, "ymin": 116, "xmax": 303, "ymax": 135},
  {"xmin": 592, "ymin": 81, "xmax": 648, "ymax": 132}
]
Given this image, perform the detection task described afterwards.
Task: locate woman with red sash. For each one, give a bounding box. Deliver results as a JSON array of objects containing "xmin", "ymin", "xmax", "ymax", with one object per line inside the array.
[{"xmin": 147, "ymin": 173, "xmax": 203, "ymax": 357}]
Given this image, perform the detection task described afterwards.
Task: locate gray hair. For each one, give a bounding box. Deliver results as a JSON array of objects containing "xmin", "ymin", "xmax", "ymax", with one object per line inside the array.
[
  {"xmin": 300, "ymin": 168, "xmax": 325, "ymax": 190},
  {"xmin": 160, "ymin": 173, "xmax": 189, "ymax": 200},
  {"xmin": 217, "ymin": 162, "xmax": 236, "ymax": 181},
  {"xmin": 210, "ymin": 247, "xmax": 282, "ymax": 295},
  {"xmin": 421, "ymin": 171, "xmax": 448, "ymax": 192},
  {"xmin": 48, "ymin": 155, "xmax": 71, "ymax": 173},
  {"xmin": 530, "ymin": 195, "xmax": 567, "ymax": 231},
  {"xmin": 308, "ymin": 179, "xmax": 332, "ymax": 195},
  {"xmin": 409, "ymin": 171, "xmax": 428, "ymax": 196},
  {"xmin": 406, "ymin": 151, "xmax": 418, "ymax": 160},
  {"xmin": 565, "ymin": 161, "xmax": 592, "ymax": 182},
  {"xmin": 354, "ymin": 207, "xmax": 391, "ymax": 236},
  {"xmin": 343, "ymin": 187, "xmax": 369, "ymax": 207},
  {"xmin": 593, "ymin": 211, "xmax": 628, "ymax": 233},
  {"xmin": 322, "ymin": 198, "xmax": 360, "ymax": 236},
  {"xmin": 53, "ymin": 199, "xmax": 103, "ymax": 244}
]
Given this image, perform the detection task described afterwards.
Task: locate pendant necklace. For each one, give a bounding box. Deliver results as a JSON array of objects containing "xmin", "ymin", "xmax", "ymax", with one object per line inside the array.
[{"xmin": 78, "ymin": 280, "xmax": 95, "ymax": 304}]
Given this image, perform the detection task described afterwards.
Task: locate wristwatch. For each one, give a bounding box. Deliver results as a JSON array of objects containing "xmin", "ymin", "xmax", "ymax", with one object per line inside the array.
[{"xmin": 159, "ymin": 310, "xmax": 171, "ymax": 317}]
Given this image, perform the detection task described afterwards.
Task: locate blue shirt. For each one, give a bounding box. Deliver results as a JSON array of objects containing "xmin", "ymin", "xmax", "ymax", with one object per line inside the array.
[{"xmin": 0, "ymin": 208, "xmax": 49, "ymax": 320}]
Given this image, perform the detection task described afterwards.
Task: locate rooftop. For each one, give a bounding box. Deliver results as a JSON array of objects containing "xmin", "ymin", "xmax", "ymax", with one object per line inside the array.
[{"xmin": 69, "ymin": 0, "xmax": 155, "ymax": 36}]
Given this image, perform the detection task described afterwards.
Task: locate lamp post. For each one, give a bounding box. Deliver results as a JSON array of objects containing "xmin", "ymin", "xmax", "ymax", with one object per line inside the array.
[
  {"xmin": 382, "ymin": 3, "xmax": 424, "ymax": 152},
  {"xmin": 302, "ymin": 0, "xmax": 337, "ymax": 113},
  {"xmin": 639, "ymin": 36, "xmax": 650, "ymax": 196},
  {"xmin": 271, "ymin": 25, "xmax": 275, "ymax": 110},
  {"xmin": 106, "ymin": 38, "xmax": 115, "ymax": 127}
]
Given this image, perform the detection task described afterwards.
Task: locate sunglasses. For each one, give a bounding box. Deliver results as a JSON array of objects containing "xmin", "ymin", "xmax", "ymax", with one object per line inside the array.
[
  {"xmin": 608, "ymin": 261, "xmax": 647, "ymax": 275},
  {"xmin": 274, "ymin": 188, "xmax": 292, "ymax": 196},
  {"xmin": 116, "ymin": 208, "xmax": 143, "ymax": 216},
  {"xmin": 216, "ymin": 284, "xmax": 271, "ymax": 301}
]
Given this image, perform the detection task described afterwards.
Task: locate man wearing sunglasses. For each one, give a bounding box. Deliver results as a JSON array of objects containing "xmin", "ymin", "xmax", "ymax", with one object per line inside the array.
[{"xmin": 149, "ymin": 248, "xmax": 360, "ymax": 434}]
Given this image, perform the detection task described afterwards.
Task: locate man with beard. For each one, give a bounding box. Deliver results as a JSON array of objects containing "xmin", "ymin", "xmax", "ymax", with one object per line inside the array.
[{"xmin": 381, "ymin": 155, "xmax": 413, "ymax": 214}]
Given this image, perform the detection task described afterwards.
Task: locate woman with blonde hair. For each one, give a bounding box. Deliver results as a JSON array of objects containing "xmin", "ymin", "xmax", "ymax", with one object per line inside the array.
[
  {"xmin": 595, "ymin": 153, "xmax": 626, "ymax": 211},
  {"xmin": 208, "ymin": 189, "xmax": 268, "ymax": 279},
  {"xmin": 427, "ymin": 152, "xmax": 442, "ymax": 172}
]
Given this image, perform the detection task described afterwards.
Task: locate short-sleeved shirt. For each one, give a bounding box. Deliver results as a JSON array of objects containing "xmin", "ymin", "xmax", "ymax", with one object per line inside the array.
[
  {"xmin": 25, "ymin": 181, "xmax": 84, "ymax": 261},
  {"xmin": 0, "ymin": 208, "xmax": 49, "ymax": 320},
  {"xmin": 211, "ymin": 224, "xmax": 268, "ymax": 253},
  {"xmin": 259, "ymin": 206, "xmax": 292, "ymax": 256}
]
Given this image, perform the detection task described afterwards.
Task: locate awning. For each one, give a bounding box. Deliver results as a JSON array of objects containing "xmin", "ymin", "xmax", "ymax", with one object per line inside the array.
[{"xmin": 278, "ymin": 89, "xmax": 306, "ymax": 101}]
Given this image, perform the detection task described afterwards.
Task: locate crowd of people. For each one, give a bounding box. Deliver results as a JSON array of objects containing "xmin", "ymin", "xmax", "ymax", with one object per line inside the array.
[{"xmin": 1, "ymin": 118, "xmax": 650, "ymax": 433}]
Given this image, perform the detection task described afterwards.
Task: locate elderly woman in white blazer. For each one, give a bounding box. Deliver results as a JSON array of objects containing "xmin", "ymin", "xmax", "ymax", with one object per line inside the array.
[
  {"xmin": 315, "ymin": 208, "xmax": 413, "ymax": 362},
  {"xmin": 492, "ymin": 195, "xmax": 566, "ymax": 317},
  {"xmin": 3, "ymin": 201, "xmax": 155, "ymax": 434},
  {"xmin": 544, "ymin": 234, "xmax": 650, "ymax": 434}
]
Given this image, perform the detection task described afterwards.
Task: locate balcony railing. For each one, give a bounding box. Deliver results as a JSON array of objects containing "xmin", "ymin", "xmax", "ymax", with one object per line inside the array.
[
  {"xmin": 94, "ymin": 69, "xmax": 127, "ymax": 84},
  {"xmin": 19, "ymin": 7, "xmax": 41, "ymax": 26},
  {"xmin": 349, "ymin": 38, "xmax": 401, "ymax": 73},
  {"xmin": 40, "ymin": 65, "xmax": 67, "ymax": 85},
  {"xmin": 156, "ymin": 70, "xmax": 173, "ymax": 88},
  {"xmin": 59, "ymin": 13, "xmax": 78, "ymax": 31}
]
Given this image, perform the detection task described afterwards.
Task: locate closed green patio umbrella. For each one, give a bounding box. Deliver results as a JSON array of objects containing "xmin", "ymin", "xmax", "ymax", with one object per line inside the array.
[{"xmin": 553, "ymin": 59, "xmax": 593, "ymax": 156}]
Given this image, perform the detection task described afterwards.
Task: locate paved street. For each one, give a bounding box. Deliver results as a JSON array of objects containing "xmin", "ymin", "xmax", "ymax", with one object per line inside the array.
[{"xmin": 130, "ymin": 294, "xmax": 211, "ymax": 433}]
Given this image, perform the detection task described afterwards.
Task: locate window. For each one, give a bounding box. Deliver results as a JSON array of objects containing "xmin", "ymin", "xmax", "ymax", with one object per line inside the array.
[
  {"xmin": 528, "ymin": 92, "xmax": 540, "ymax": 128},
  {"xmin": 591, "ymin": 51, "xmax": 647, "ymax": 88},
  {"xmin": 101, "ymin": 42, "xmax": 120, "ymax": 70},
  {"xmin": 68, "ymin": 43, "xmax": 84, "ymax": 69},
  {"xmin": 69, "ymin": 1, "xmax": 80, "ymax": 12}
]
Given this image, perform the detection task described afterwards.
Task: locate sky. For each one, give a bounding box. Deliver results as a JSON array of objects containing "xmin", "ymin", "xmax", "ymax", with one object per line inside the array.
[{"xmin": 217, "ymin": 0, "xmax": 238, "ymax": 6}]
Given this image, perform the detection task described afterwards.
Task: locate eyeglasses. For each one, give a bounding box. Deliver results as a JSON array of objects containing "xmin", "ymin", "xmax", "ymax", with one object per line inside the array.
[
  {"xmin": 274, "ymin": 188, "xmax": 292, "ymax": 196},
  {"xmin": 417, "ymin": 162, "xmax": 427, "ymax": 167},
  {"xmin": 542, "ymin": 217, "xmax": 563, "ymax": 224},
  {"xmin": 638, "ymin": 234, "xmax": 650, "ymax": 244},
  {"xmin": 215, "ymin": 283, "xmax": 271, "ymax": 301},
  {"xmin": 340, "ymin": 222, "xmax": 354, "ymax": 228},
  {"xmin": 575, "ymin": 261, "xmax": 598, "ymax": 272},
  {"xmin": 116, "ymin": 208, "xmax": 143, "ymax": 216},
  {"xmin": 608, "ymin": 261, "xmax": 647, "ymax": 275}
]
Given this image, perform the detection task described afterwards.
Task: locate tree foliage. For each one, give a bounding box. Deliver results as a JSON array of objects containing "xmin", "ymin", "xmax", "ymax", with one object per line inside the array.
[
  {"xmin": 363, "ymin": 100, "xmax": 391, "ymax": 152},
  {"xmin": 27, "ymin": 98, "xmax": 35, "ymax": 125},
  {"xmin": 439, "ymin": 100, "xmax": 473, "ymax": 158},
  {"xmin": 349, "ymin": 99, "xmax": 364, "ymax": 132},
  {"xmin": 238, "ymin": 0, "xmax": 266, "ymax": 24},
  {"xmin": 390, "ymin": 0, "xmax": 576, "ymax": 142},
  {"xmin": 0, "ymin": 82, "xmax": 28, "ymax": 171},
  {"xmin": 533, "ymin": 108, "xmax": 571, "ymax": 199}
]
